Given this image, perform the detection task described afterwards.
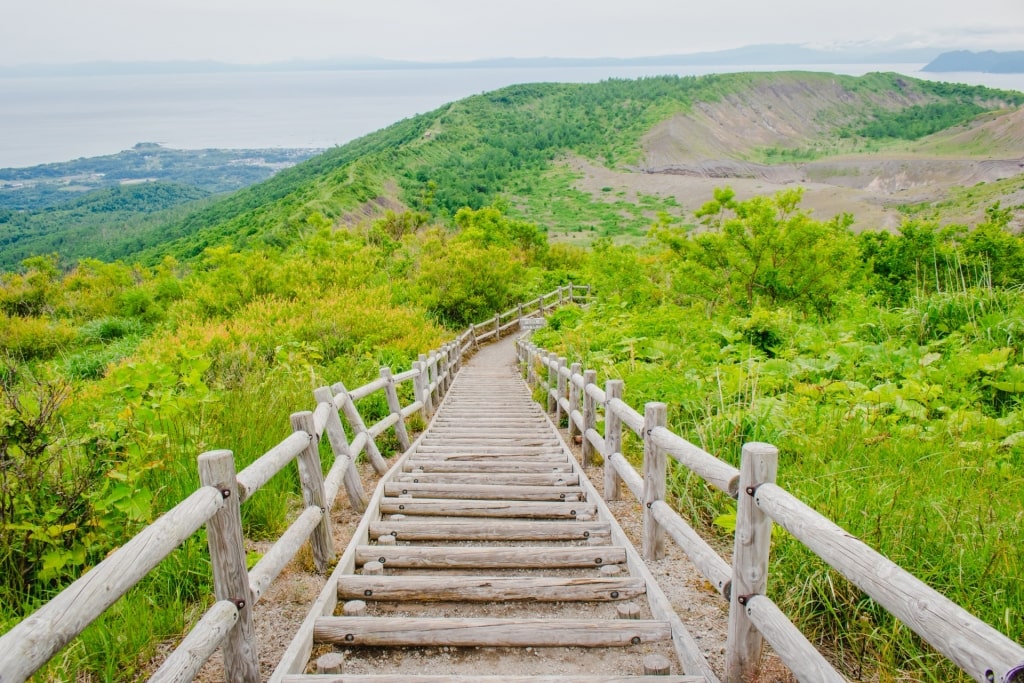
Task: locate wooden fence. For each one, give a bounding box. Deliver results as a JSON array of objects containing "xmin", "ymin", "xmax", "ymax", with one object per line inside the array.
[
  {"xmin": 0, "ymin": 284, "xmax": 589, "ymax": 683},
  {"xmin": 516, "ymin": 338, "xmax": 1024, "ymax": 683}
]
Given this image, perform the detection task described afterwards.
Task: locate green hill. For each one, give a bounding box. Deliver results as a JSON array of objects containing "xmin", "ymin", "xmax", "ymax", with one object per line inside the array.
[
  {"xmin": 6, "ymin": 70, "xmax": 1019, "ymax": 270},
  {"xmin": 139, "ymin": 71, "xmax": 1021, "ymax": 259}
]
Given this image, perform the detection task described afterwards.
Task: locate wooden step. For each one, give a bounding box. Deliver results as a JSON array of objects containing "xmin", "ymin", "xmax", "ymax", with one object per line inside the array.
[
  {"xmin": 378, "ymin": 498, "xmax": 597, "ymax": 519},
  {"xmin": 411, "ymin": 446, "xmax": 565, "ymax": 456},
  {"xmin": 384, "ymin": 482, "xmax": 582, "ymax": 501},
  {"xmin": 401, "ymin": 461, "xmax": 574, "ymax": 473},
  {"xmin": 420, "ymin": 436, "xmax": 561, "ymax": 445},
  {"xmin": 313, "ymin": 617, "xmax": 672, "ymax": 647},
  {"xmin": 355, "ymin": 545, "xmax": 627, "ymax": 569},
  {"xmin": 283, "ymin": 676, "xmax": 703, "ymax": 683},
  {"xmin": 369, "ymin": 519, "xmax": 610, "ymax": 542},
  {"xmin": 393, "ymin": 473, "xmax": 579, "ymax": 487},
  {"xmin": 338, "ymin": 575, "xmax": 645, "ymax": 602},
  {"xmin": 407, "ymin": 453, "xmax": 570, "ymax": 463}
]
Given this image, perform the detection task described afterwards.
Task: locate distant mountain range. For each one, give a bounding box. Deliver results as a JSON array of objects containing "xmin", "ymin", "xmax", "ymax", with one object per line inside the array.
[
  {"xmin": 922, "ymin": 50, "xmax": 1024, "ymax": 74},
  {"xmin": 0, "ymin": 44, "xmax": 945, "ymax": 77}
]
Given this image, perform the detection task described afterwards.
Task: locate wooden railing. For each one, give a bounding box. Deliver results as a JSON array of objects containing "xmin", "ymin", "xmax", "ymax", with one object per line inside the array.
[
  {"xmin": 0, "ymin": 284, "xmax": 588, "ymax": 683},
  {"xmin": 517, "ymin": 338, "xmax": 1024, "ymax": 683}
]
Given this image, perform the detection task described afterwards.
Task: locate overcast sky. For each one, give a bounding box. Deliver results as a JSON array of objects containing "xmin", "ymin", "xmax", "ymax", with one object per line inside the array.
[{"xmin": 3, "ymin": 0, "xmax": 1023, "ymax": 66}]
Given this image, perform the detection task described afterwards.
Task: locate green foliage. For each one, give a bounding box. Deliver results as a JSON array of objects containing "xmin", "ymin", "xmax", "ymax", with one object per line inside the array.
[
  {"xmin": 658, "ymin": 187, "xmax": 861, "ymax": 316},
  {"xmin": 860, "ymin": 204, "xmax": 1024, "ymax": 303},
  {"xmin": 533, "ymin": 194, "xmax": 1024, "ymax": 680},
  {"xmin": 857, "ymin": 101, "xmax": 987, "ymax": 140}
]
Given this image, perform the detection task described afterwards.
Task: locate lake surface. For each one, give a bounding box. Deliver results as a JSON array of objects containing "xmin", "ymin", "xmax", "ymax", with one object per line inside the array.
[{"xmin": 2, "ymin": 64, "xmax": 1023, "ymax": 169}]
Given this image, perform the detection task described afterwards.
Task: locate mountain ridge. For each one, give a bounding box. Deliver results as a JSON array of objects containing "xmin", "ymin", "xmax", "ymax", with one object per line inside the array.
[
  {"xmin": 2, "ymin": 71, "xmax": 1023, "ymax": 271},
  {"xmin": 0, "ymin": 44, "xmax": 944, "ymax": 78},
  {"xmin": 923, "ymin": 50, "xmax": 1024, "ymax": 74}
]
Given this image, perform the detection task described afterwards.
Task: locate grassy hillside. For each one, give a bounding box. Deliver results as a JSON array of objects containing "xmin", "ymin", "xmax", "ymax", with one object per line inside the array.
[{"xmin": 4, "ymin": 70, "xmax": 1016, "ymax": 268}]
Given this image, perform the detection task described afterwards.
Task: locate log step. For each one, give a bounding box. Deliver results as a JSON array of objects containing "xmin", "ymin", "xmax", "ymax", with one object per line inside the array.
[
  {"xmin": 416, "ymin": 446, "xmax": 567, "ymax": 455},
  {"xmin": 384, "ymin": 483, "xmax": 582, "ymax": 501},
  {"xmin": 355, "ymin": 545, "xmax": 627, "ymax": 569},
  {"xmin": 407, "ymin": 453, "xmax": 570, "ymax": 463},
  {"xmin": 401, "ymin": 461, "xmax": 575, "ymax": 473},
  {"xmin": 313, "ymin": 617, "xmax": 672, "ymax": 647},
  {"xmin": 338, "ymin": 575, "xmax": 645, "ymax": 602},
  {"xmin": 393, "ymin": 473, "xmax": 579, "ymax": 486},
  {"xmin": 369, "ymin": 520, "xmax": 609, "ymax": 542},
  {"xmin": 283, "ymin": 677, "xmax": 703, "ymax": 682},
  {"xmin": 379, "ymin": 499, "xmax": 597, "ymax": 519}
]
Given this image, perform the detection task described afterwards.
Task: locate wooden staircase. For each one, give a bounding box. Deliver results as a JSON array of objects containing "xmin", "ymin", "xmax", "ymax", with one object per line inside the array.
[{"xmin": 275, "ymin": 340, "xmax": 709, "ymax": 682}]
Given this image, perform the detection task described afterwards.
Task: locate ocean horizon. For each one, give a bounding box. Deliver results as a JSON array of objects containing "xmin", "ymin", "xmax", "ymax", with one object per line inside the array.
[{"xmin": 3, "ymin": 63, "xmax": 1023, "ymax": 169}]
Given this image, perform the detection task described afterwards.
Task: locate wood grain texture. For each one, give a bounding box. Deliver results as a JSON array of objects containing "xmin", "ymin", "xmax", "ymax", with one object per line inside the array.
[
  {"xmin": 384, "ymin": 481, "xmax": 581, "ymax": 500},
  {"xmin": 369, "ymin": 519, "xmax": 611, "ymax": 542},
  {"xmin": 314, "ymin": 617, "xmax": 671, "ymax": 647},
  {"xmin": 354, "ymin": 545, "xmax": 627, "ymax": 569},
  {"xmin": 338, "ymin": 575, "xmax": 645, "ymax": 602},
  {"xmin": 378, "ymin": 498, "xmax": 597, "ymax": 519}
]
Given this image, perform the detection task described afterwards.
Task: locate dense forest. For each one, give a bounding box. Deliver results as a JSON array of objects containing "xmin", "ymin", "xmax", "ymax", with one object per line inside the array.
[{"xmin": 0, "ymin": 71, "xmax": 1022, "ymax": 681}]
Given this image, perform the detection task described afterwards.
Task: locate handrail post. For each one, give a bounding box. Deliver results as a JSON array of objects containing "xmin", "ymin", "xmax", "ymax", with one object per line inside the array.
[
  {"xmin": 290, "ymin": 412, "xmax": 336, "ymax": 573},
  {"xmin": 546, "ymin": 353, "xmax": 557, "ymax": 413},
  {"xmin": 380, "ymin": 367, "xmax": 411, "ymax": 451},
  {"xmin": 428, "ymin": 351, "xmax": 439, "ymax": 409},
  {"xmin": 313, "ymin": 386, "xmax": 368, "ymax": 513},
  {"xmin": 558, "ymin": 286, "xmax": 564, "ymax": 305},
  {"xmin": 642, "ymin": 402, "xmax": 667, "ymax": 561},
  {"xmin": 537, "ymin": 295, "xmax": 544, "ymax": 315},
  {"xmin": 198, "ymin": 449, "xmax": 260, "ymax": 682},
  {"xmin": 442, "ymin": 343, "xmax": 453, "ymax": 394},
  {"xmin": 603, "ymin": 380, "xmax": 624, "ymax": 500},
  {"xmin": 582, "ymin": 369, "xmax": 597, "ymax": 466},
  {"xmin": 555, "ymin": 357, "xmax": 568, "ymax": 424},
  {"xmin": 332, "ymin": 380, "xmax": 389, "ymax": 474},
  {"xmin": 494, "ymin": 313, "xmax": 501, "ymax": 339},
  {"xmin": 568, "ymin": 362, "xmax": 582, "ymax": 440},
  {"xmin": 568, "ymin": 281, "xmax": 574, "ymax": 303},
  {"xmin": 529, "ymin": 346, "xmax": 539, "ymax": 386},
  {"xmin": 414, "ymin": 358, "xmax": 433, "ymax": 417},
  {"xmin": 725, "ymin": 442, "xmax": 779, "ymax": 683},
  {"xmin": 470, "ymin": 324, "xmax": 477, "ymax": 348},
  {"xmin": 517, "ymin": 303, "xmax": 524, "ymax": 330}
]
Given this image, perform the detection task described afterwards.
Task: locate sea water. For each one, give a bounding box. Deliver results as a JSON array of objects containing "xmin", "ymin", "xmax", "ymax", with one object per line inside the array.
[{"xmin": 2, "ymin": 63, "xmax": 1022, "ymax": 169}]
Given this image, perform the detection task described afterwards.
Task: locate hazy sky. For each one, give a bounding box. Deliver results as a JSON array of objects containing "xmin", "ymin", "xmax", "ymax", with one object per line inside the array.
[{"xmin": 4, "ymin": 0, "xmax": 1023, "ymax": 66}]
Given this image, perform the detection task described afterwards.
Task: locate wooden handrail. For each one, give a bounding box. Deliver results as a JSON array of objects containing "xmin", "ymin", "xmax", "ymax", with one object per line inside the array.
[
  {"xmin": 0, "ymin": 285, "xmax": 590, "ymax": 682},
  {"xmin": 517, "ymin": 338, "xmax": 1024, "ymax": 683}
]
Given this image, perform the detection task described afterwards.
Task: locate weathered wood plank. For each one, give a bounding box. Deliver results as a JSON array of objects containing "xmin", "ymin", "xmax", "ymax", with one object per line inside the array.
[
  {"xmin": 338, "ymin": 575, "xmax": 645, "ymax": 602},
  {"xmin": 407, "ymin": 453, "xmax": 569, "ymax": 463},
  {"xmin": 378, "ymin": 498, "xmax": 597, "ymax": 519},
  {"xmin": 284, "ymin": 675, "xmax": 704, "ymax": 679},
  {"xmin": 415, "ymin": 445, "xmax": 566, "ymax": 455},
  {"xmin": 282, "ymin": 676, "xmax": 704, "ymax": 683},
  {"xmin": 402, "ymin": 461, "xmax": 574, "ymax": 473},
  {"xmin": 355, "ymin": 545, "xmax": 627, "ymax": 569},
  {"xmin": 393, "ymin": 472, "xmax": 579, "ymax": 486},
  {"xmin": 369, "ymin": 520, "xmax": 610, "ymax": 542},
  {"xmin": 314, "ymin": 617, "xmax": 671, "ymax": 647},
  {"xmin": 383, "ymin": 482, "xmax": 583, "ymax": 501}
]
